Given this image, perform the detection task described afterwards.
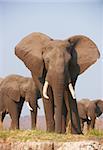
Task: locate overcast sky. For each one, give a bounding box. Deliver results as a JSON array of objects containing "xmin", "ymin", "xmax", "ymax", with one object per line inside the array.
[{"xmin": 0, "ymin": 0, "xmax": 103, "ymax": 116}]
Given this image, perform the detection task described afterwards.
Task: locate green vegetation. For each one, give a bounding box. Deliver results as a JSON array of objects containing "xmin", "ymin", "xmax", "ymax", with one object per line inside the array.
[
  {"xmin": 87, "ymin": 129, "xmax": 103, "ymax": 137},
  {"xmin": 0, "ymin": 129, "xmax": 103, "ymax": 142}
]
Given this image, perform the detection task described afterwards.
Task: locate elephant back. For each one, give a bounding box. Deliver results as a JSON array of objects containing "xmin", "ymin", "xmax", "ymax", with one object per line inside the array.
[{"xmin": 78, "ymin": 99, "xmax": 90, "ymax": 108}]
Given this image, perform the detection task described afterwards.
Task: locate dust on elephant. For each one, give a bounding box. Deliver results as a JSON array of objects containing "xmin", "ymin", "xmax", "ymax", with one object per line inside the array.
[
  {"xmin": 15, "ymin": 32, "xmax": 100, "ymax": 134},
  {"xmin": 77, "ymin": 99, "xmax": 103, "ymax": 131},
  {"xmin": 0, "ymin": 74, "xmax": 40, "ymax": 129}
]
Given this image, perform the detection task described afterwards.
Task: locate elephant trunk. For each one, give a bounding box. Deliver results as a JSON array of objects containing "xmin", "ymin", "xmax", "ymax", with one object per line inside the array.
[{"xmin": 52, "ymin": 73, "xmax": 64, "ymax": 133}]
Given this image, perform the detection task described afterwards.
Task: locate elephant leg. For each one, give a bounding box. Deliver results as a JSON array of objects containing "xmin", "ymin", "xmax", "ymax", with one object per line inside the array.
[
  {"xmin": 17, "ymin": 97, "xmax": 24, "ymax": 121},
  {"xmin": 87, "ymin": 119, "xmax": 91, "ymax": 131},
  {"xmin": 0, "ymin": 112, "xmax": 5, "ymax": 129},
  {"xmin": 64, "ymin": 90, "xmax": 70, "ymax": 133},
  {"xmin": 29, "ymin": 99, "xmax": 37, "ymax": 129},
  {"xmin": 0, "ymin": 111, "xmax": 7, "ymax": 129},
  {"xmin": 1, "ymin": 111, "xmax": 7, "ymax": 123},
  {"xmin": 7, "ymin": 100, "xmax": 19, "ymax": 130},
  {"xmin": 10, "ymin": 98, "xmax": 24, "ymax": 130},
  {"xmin": 64, "ymin": 89, "xmax": 82, "ymax": 134},
  {"xmin": 32, "ymin": 74, "xmax": 54, "ymax": 132},
  {"xmin": 90, "ymin": 118, "xmax": 96, "ymax": 129},
  {"xmin": 61, "ymin": 100, "xmax": 67, "ymax": 133},
  {"xmin": 67, "ymin": 91, "xmax": 82, "ymax": 134},
  {"xmin": 31, "ymin": 109, "xmax": 37, "ymax": 129},
  {"xmin": 81, "ymin": 120, "xmax": 84, "ymax": 132},
  {"xmin": 43, "ymin": 86, "xmax": 55, "ymax": 132}
]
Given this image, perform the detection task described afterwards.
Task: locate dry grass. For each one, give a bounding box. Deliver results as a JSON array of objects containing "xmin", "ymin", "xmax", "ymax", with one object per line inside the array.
[{"xmin": 0, "ymin": 129, "xmax": 103, "ymax": 142}]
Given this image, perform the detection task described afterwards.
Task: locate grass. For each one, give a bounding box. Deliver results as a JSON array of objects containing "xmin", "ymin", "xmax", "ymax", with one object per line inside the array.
[{"xmin": 0, "ymin": 129, "xmax": 103, "ymax": 142}]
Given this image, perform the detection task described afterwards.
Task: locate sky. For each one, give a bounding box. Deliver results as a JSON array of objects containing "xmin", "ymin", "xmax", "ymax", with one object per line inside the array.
[{"xmin": 0, "ymin": 0, "xmax": 103, "ymax": 116}]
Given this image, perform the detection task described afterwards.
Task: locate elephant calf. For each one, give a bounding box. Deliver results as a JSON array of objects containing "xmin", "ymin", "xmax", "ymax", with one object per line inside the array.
[
  {"xmin": 0, "ymin": 74, "xmax": 40, "ymax": 130},
  {"xmin": 77, "ymin": 99, "xmax": 103, "ymax": 131}
]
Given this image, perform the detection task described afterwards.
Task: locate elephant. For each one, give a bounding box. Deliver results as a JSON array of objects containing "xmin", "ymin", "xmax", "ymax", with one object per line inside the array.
[
  {"xmin": 77, "ymin": 99, "xmax": 103, "ymax": 131},
  {"xmin": 15, "ymin": 32, "xmax": 100, "ymax": 134},
  {"xmin": 0, "ymin": 78, "xmax": 3, "ymax": 84},
  {"xmin": 0, "ymin": 74, "xmax": 40, "ymax": 129}
]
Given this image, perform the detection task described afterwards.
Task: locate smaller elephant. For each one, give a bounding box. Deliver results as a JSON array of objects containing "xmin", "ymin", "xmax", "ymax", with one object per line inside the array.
[
  {"xmin": 77, "ymin": 99, "xmax": 103, "ymax": 131},
  {"xmin": 0, "ymin": 74, "xmax": 40, "ymax": 130}
]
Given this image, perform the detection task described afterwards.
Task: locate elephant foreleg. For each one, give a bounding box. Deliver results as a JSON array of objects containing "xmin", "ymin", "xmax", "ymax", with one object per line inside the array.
[
  {"xmin": 64, "ymin": 90, "xmax": 70, "ymax": 133},
  {"xmin": 90, "ymin": 118, "xmax": 96, "ymax": 130},
  {"xmin": 29, "ymin": 99, "xmax": 37, "ymax": 129},
  {"xmin": 1, "ymin": 111, "xmax": 7, "ymax": 122},
  {"xmin": 0, "ymin": 112, "xmax": 4, "ymax": 129},
  {"xmin": 8, "ymin": 100, "xmax": 19, "ymax": 130},
  {"xmin": 67, "ymin": 91, "xmax": 82, "ymax": 134},
  {"xmin": 87, "ymin": 119, "xmax": 91, "ymax": 131},
  {"xmin": 31, "ymin": 110, "xmax": 37, "ymax": 129},
  {"xmin": 10, "ymin": 113, "xmax": 19, "ymax": 130},
  {"xmin": 64, "ymin": 89, "xmax": 82, "ymax": 134},
  {"xmin": 61, "ymin": 101, "xmax": 67, "ymax": 133},
  {"xmin": 0, "ymin": 111, "xmax": 7, "ymax": 129},
  {"xmin": 17, "ymin": 97, "xmax": 24, "ymax": 119},
  {"xmin": 11, "ymin": 97, "xmax": 24, "ymax": 130},
  {"xmin": 81, "ymin": 120, "xmax": 84, "ymax": 132}
]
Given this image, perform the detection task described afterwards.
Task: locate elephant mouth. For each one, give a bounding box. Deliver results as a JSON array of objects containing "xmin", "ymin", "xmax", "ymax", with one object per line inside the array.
[{"xmin": 43, "ymin": 80, "xmax": 76, "ymax": 99}]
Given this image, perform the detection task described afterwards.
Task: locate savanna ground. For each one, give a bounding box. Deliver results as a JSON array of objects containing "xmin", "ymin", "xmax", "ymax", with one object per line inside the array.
[
  {"xmin": 0, "ymin": 129, "xmax": 103, "ymax": 150},
  {"xmin": 0, "ymin": 129, "xmax": 103, "ymax": 142},
  {"xmin": 0, "ymin": 116, "xmax": 103, "ymax": 149}
]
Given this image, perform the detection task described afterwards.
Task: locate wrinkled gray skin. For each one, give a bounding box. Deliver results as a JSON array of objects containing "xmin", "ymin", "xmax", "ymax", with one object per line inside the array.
[
  {"xmin": 15, "ymin": 32, "xmax": 100, "ymax": 134},
  {"xmin": 0, "ymin": 75, "xmax": 40, "ymax": 130},
  {"xmin": 77, "ymin": 99, "xmax": 103, "ymax": 131}
]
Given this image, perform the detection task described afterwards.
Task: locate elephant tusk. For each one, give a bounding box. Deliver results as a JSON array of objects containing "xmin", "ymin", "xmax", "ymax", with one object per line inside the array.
[
  {"xmin": 26, "ymin": 102, "xmax": 33, "ymax": 111},
  {"xmin": 68, "ymin": 83, "xmax": 76, "ymax": 99},
  {"xmin": 43, "ymin": 81, "xmax": 49, "ymax": 99},
  {"xmin": 88, "ymin": 116, "xmax": 91, "ymax": 120}
]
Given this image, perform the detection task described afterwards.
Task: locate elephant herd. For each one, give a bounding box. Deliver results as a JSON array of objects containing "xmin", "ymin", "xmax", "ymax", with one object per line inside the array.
[{"xmin": 0, "ymin": 32, "xmax": 102, "ymax": 134}]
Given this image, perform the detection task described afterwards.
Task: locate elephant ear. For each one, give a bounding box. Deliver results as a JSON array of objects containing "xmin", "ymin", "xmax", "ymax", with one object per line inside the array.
[
  {"xmin": 67, "ymin": 35, "xmax": 100, "ymax": 74},
  {"xmin": 15, "ymin": 32, "xmax": 52, "ymax": 78},
  {"xmin": 5, "ymin": 81, "xmax": 20, "ymax": 102},
  {"xmin": 95, "ymin": 99, "xmax": 103, "ymax": 113}
]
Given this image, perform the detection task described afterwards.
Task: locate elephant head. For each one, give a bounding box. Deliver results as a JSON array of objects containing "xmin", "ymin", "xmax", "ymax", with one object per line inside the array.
[
  {"xmin": 15, "ymin": 32, "xmax": 100, "ymax": 133},
  {"xmin": 0, "ymin": 75, "xmax": 38, "ymax": 111},
  {"xmin": 77, "ymin": 99, "xmax": 103, "ymax": 131},
  {"xmin": 88, "ymin": 99, "xmax": 103, "ymax": 119}
]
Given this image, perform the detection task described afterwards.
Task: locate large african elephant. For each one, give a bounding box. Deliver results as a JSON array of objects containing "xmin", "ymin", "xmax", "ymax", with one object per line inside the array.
[
  {"xmin": 0, "ymin": 74, "xmax": 40, "ymax": 129},
  {"xmin": 15, "ymin": 32, "xmax": 100, "ymax": 134},
  {"xmin": 77, "ymin": 99, "xmax": 103, "ymax": 131}
]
